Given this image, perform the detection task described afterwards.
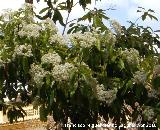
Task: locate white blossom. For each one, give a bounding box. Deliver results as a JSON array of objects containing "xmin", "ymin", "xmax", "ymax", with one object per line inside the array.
[
  {"xmin": 96, "ymin": 84, "xmax": 117, "ymax": 105},
  {"xmin": 18, "ymin": 22, "xmax": 41, "ymax": 38},
  {"xmin": 0, "ymin": 56, "xmax": 11, "ymax": 67},
  {"xmin": 91, "ymin": 27, "xmax": 100, "ymax": 36},
  {"xmin": 20, "ymin": 3, "xmax": 35, "ymax": 22},
  {"xmin": 110, "ymin": 19, "xmax": 122, "ymax": 35},
  {"xmin": 122, "ymin": 48, "xmax": 140, "ymax": 65},
  {"xmin": 132, "ymin": 71, "xmax": 147, "ymax": 85},
  {"xmin": 50, "ymin": 33, "xmax": 66, "ymax": 46},
  {"xmin": 148, "ymin": 88, "xmax": 158, "ymax": 98},
  {"xmin": 22, "ymin": 3, "xmax": 35, "ymax": 10},
  {"xmin": 81, "ymin": 62, "xmax": 91, "ymax": 70},
  {"xmin": 13, "ymin": 44, "xmax": 33, "ymax": 58},
  {"xmin": 105, "ymin": 30, "xmax": 116, "ymax": 44},
  {"xmin": 41, "ymin": 52, "xmax": 61, "ymax": 66},
  {"xmin": 69, "ymin": 32, "xmax": 96, "ymax": 48},
  {"xmin": 42, "ymin": 18, "xmax": 58, "ymax": 34},
  {"xmin": 30, "ymin": 63, "xmax": 49, "ymax": 86},
  {"xmin": 153, "ymin": 65, "xmax": 160, "ymax": 78},
  {"xmin": 142, "ymin": 107, "xmax": 155, "ymax": 121},
  {"xmin": 0, "ymin": 56, "xmax": 11, "ymax": 66},
  {"xmin": 52, "ymin": 62, "xmax": 75, "ymax": 81},
  {"xmin": 124, "ymin": 103, "xmax": 133, "ymax": 113},
  {"xmin": 1, "ymin": 9, "xmax": 14, "ymax": 20}
]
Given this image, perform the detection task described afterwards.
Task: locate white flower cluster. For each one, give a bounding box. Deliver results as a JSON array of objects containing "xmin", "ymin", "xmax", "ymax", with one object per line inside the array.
[
  {"xmin": 142, "ymin": 107, "xmax": 155, "ymax": 121},
  {"xmin": 132, "ymin": 71, "xmax": 147, "ymax": 85},
  {"xmin": 42, "ymin": 18, "xmax": 58, "ymax": 34},
  {"xmin": 18, "ymin": 22, "xmax": 41, "ymax": 38},
  {"xmin": 22, "ymin": 3, "xmax": 34, "ymax": 10},
  {"xmin": 110, "ymin": 20, "xmax": 122, "ymax": 35},
  {"xmin": 82, "ymin": 62, "xmax": 91, "ymax": 69},
  {"xmin": 122, "ymin": 48, "xmax": 140, "ymax": 65},
  {"xmin": 69, "ymin": 32, "xmax": 97, "ymax": 48},
  {"xmin": 13, "ymin": 44, "xmax": 33, "ymax": 57},
  {"xmin": 96, "ymin": 84, "xmax": 117, "ymax": 105},
  {"xmin": 50, "ymin": 34, "xmax": 66, "ymax": 46},
  {"xmin": 148, "ymin": 88, "xmax": 158, "ymax": 98},
  {"xmin": 1, "ymin": 9, "xmax": 14, "ymax": 20},
  {"xmin": 41, "ymin": 52, "xmax": 61, "ymax": 66},
  {"xmin": 91, "ymin": 27, "xmax": 100, "ymax": 37},
  {"xmin": 153, "ymin": 65, "xmax": 160, "ymax": 78},
  {"xmin": 52, "ymin": 62, "xmax": 75, "ymax": 81},
  {"xmin": 105, "ymin": 30, "xmax": 116, "ymax": 44},
  {"xmin": 124, "ymin": 103, "xmax": 134, "ymax": 113},
  {"xmin": 30, "ymin": 63, "xmax": 49, "ymax": 86}
]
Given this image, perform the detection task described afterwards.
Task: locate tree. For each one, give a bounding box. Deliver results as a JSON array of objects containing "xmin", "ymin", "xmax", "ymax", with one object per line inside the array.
[{"xmin": 0, "ymin": 1, "xmax": 160, "ymax": 130}]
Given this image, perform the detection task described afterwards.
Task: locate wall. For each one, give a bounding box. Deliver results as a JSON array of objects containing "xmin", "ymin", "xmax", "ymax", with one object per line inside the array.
[{"xmin": 0, "ymin": 104, "xmax": 40, "ymax": 124}]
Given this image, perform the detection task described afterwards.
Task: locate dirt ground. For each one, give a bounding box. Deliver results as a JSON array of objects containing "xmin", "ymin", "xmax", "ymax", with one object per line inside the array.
[{"xmin": 0, "ymin": 120, "xmax": 46, "ymax": 130}]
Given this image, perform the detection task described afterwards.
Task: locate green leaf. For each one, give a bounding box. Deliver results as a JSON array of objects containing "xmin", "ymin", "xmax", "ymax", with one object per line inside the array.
[
  {"xmin": 152, "ymin": 76, "xmax": 160, "ymax": 89},
  {"xmin": 142, "ymin": 12, "xmax": 148, "ymax": 21},
  {"xmin": 58, "ymin": 2, "xmax": 68, "ymax": 10},
  {"xmin": 39, "ymin": 7, "xmax": 50, "ymax": 14},
  {"xmin": 49, "ymin": 91, "xmax": 54, "ymax": 106},
  {"xmin": 45, "ymin": 74, "xmax": 51, "ymax": 86},
  {"xmin": 39, "ymin": 105, "xmax": 48, "ymax": 121},
  {"xmin": 100, "ymin": 13, "xmax": 109, "ymax": 20},
  {"xmin": 17, "ymin": 106, "xmax": 27, "ymax": 116},
  {"xmin": 78, "ymin": 12, "xmax": 92, "ymax": 22},
  {"xmin": 148, "ymin": 9, "xmax": 155, "ymax": 13},
  {"xmin": 111, "ymin": 56, "xmax": 117, "ymax": 62},
  {"xmin": 155, "ymin": 30, "xmax": 160, "ymax": 32},
  {"xmin": 151, "ymin": 15, "xmax": 158, "ymax": 21},
  {"xmin": 66, "ymin": 0, "xmax": 73, "ymax": 12},
  {"xmin": 69, "ymin": 23, "xmax": 75, "ymax": 27},
  {"xmin": 67, "ymin": 26, "xmax": 78, "ymax": 33},
  {"xmin": 157, "ymin": 114, "xmax": 160, "ymax": 128},
  {"xmin": 8, "ymin": 63, "xmax": 16, "ymax": 82},
  {"xmin": 35, "ymin": 14, "xmax": 48, "ymax": 20},
  {"xmin": 138, "ymin": 6, "xmax": 145, "ymax": 10},
  {"xmin": 121, "ymin": 80, "xmax": 133, "ymax": 96},
  {"xmin": 47, "ymin": 0, "xmax": 53, "ymax": 9},
  {"xmin": 118, "ymin": 59, "xmax": 125, "ymax": 70},
  {"xmin": 52, "ymin": 8, "xmax": 65, "ymax": 26},
  {"xmin": 69, "ymin": 70, "xmax": 78, "ymax": 97},
  {"xmin": 137, "ymin": 10, "xmax": 141, "ymax": 12},
  {"xmin": 22, "ymin": 57, "xmax": 30, "ymax": 76},
  {"xmin": 79, "ymin": 0, "xmax": 87, "ymax": 9},
  {"xmin": 148, "ymin": 14, "xmax": 158, "ymax": 21},
  {"xmin": 0, "ymin": 67, "xmax": 4, "ymax": 81},
  {"xmin": 79, "ymin": 0, "xmax": 91, "ymax": 9}
]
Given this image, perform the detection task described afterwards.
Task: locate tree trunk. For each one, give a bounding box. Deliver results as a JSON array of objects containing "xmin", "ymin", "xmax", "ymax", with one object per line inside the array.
[{"xmin": 25, "ymin": 0, "xmax": 33, "ymax": 4}]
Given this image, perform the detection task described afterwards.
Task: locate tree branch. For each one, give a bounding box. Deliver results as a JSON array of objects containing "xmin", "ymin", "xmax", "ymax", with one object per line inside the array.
[{"xmin": 62, "ymin": 12, "xmax": 70, "ymax": 35}]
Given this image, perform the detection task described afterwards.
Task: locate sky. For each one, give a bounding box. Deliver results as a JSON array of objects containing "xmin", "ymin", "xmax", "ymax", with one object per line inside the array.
[{"xmin": 0, "ymin": 0, "xmax": 159, "ymax": 32}]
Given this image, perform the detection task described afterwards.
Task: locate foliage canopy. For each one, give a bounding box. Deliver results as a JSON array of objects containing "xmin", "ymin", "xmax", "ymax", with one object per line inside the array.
[{"xmin": 0, "ymin": 1, "xmax": 160, "ymax": 129}]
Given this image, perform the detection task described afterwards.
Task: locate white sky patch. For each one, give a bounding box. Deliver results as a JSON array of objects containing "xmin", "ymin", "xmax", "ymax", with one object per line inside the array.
[
  {"xmin": 126, "ymin": 0, "xmax": 160, "ymax": 30},
  {"xmin": 131, "ymin": 0, "xmax": 160, "ymax": 10},
  {"xmin": 103, "ymin": 0, "xmax": 130, "ymax": 9},
  {"xmin": 0, "ymin": 0, "xmax": 23, "ymax": 11},
  {"xmin": 128, "ymin": 0, "xmax": 160, "ymax": 19}
]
